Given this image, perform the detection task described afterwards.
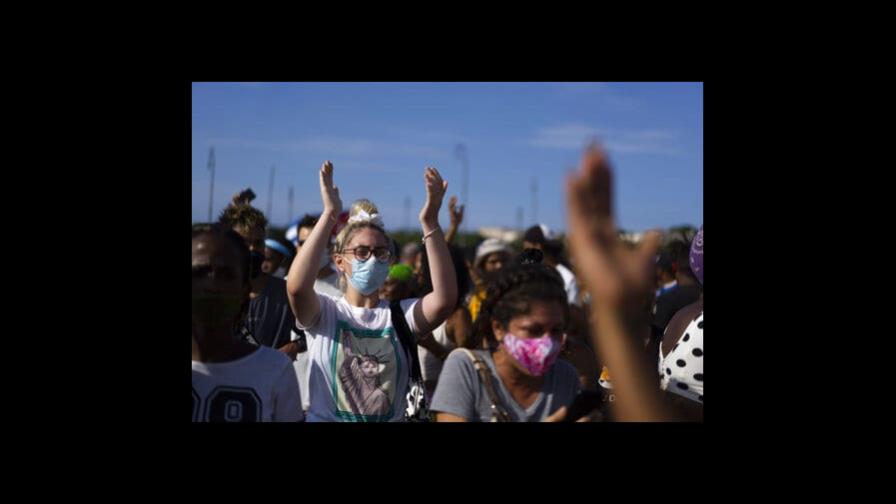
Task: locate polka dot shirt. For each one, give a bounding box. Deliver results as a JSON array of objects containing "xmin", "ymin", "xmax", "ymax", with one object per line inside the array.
[{"xmin": 658, "ymin": 311, "xmax": 703, "ymax": 404}]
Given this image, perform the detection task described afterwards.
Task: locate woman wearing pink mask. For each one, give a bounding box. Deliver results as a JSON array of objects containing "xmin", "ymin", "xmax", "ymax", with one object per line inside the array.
[{"xmin": 430, "ymin": 263, "xmax": 583, "ymax": 422}]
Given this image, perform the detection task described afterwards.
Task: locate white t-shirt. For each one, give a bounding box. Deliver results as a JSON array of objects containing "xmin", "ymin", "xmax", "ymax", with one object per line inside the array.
[
  {"xmin": 555, "ymin": 263, "xmax": 580, "ymax": 306},
  {"xmin": 297, "ymin": 293, "xmax": 420, "ymax": 422},
  {"xmin": 294, "ymin": 349, "xmax": 311, "ymax": 412},
  {"xmin": 293, "ymin": 279, "xmax": 345, "ymax": 412},
  {"xmin": 192, "ymin": 346, "xmax": 304, "ymax": 422},
  {"xmin": 314, "ymin": 270, "xmax": 343, "ymax": 299}
]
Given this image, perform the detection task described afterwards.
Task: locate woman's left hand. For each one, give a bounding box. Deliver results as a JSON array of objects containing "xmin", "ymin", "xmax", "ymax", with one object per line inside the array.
[{"xmin": 419, "ymin": 166, "xmax": 447, "ymax": 229}]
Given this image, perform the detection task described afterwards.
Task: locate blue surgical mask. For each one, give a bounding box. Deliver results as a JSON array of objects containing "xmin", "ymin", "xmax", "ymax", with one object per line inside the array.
[{"xmin": 348, "ymin": 256, "xmax": 390, "ymax": 295}]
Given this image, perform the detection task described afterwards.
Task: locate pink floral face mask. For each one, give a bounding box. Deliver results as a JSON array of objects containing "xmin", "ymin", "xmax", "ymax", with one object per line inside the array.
[{"xmin": 501, "ymin": 332, "xmax": 564, "ymax": 376}]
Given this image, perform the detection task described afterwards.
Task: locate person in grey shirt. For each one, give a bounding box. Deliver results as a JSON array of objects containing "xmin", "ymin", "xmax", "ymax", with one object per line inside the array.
[
  {"xmin": 431, "ymin": 262, "xmax": 581, "ymax": 422},
  {"xmin": 245, "ymin": 274, "xmax": 295, "ymax": 349},
  {"xmin": 219, "ymin": 189, "xmax": 296, "ymax": 353}
]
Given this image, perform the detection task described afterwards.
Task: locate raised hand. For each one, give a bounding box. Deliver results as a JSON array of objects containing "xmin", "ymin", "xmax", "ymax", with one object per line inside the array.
[
  {"xmin": 319, "ymin": 160, "xmax": 343, "ymax": 217},
  {"xmin": 565, "ymin": 143, "xmax": 662, "ymax": 311},
  {"xmin": 448, "ymin": 195, "xmax": 464, "ymax": 227},
  {"xmin": 419, "ymin": 166, "xmax": 448, "ymax": 229}
]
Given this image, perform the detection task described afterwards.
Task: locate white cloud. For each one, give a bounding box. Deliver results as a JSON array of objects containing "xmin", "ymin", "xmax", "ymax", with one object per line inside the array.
[
  {"xmin": 530, "ymin": 123, "xmax": 599, "ymax": 149},
  {"xmin": 529, "ymin": 124, "xmax": 681, "ymax": 155},
  {"xmin": 554, "ymin": 82, "xmax": 611, "ymax": 94},
  {"xmin": 553, "ymin": 82, "xmax": 641, "ymax": 108},
  {"xmin": 206, "ymin": 136, "xmax": 444, "ymax": 160}
]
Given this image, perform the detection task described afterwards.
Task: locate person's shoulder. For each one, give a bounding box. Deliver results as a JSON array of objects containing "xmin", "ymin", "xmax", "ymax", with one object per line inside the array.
[
  {"xmin": 662, "ymin": 301, "xmax": 703, "ymax": 348},
  {"xmin": 252, "ymin": 345, "xmax": 292, "ymax": 368},
  {"xmin": 398, "ymin": 297, "xmax": 420, "ymax": 311},
  {"xmin": 670, "ymin": 300, "xmax": 702, "ymax": 326},
  {"xmin": 445, "ymin": 347, "xmax": 478, "ymax": 370}
]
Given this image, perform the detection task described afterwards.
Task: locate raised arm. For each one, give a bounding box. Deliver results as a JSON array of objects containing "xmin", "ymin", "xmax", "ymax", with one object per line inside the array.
[
  {"xmin": 413, "ymin": 167, "xmax": 457, "ymax": 334},
  {"xmin": 566, "ymin": 144, "xmax": 669, "ymax": 422},
  {"xmin": 444, "ymin": 195, "xmax": 464, "ymax": 244},
  {"xmin": 287, "ymin": 161, "xmax": 342, "ymax": 327}
]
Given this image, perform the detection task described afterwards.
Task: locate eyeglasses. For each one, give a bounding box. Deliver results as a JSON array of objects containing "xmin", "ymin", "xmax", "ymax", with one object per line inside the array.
[{"xmin": 343, "ymin": 246, "xmax": 392, "ymax": 262}]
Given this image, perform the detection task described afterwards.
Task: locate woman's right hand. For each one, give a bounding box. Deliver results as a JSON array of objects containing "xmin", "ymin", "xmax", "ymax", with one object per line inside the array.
[
  {"xmin": 565, "ymin": 143, "xmax": 662, "ymax": 312},
  {"xmin": 319, "ymin": 160, "xmax": 343, "ymax": 217}
]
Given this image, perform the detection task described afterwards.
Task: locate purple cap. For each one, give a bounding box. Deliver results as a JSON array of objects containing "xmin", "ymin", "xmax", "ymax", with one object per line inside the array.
[{"xmin": 689, "ymin": 226, "xmax": 703, "ymax": 285}]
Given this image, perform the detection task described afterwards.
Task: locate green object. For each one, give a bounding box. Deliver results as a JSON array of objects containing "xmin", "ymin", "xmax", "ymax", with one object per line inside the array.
[{"xmin": 388, "ymin": 263, "xmax": 414, "ymax": 282}]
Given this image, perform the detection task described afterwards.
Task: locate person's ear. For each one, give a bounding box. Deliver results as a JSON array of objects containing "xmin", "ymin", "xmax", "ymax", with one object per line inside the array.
[
  {"xmin": 334, "ymin": 254, "xmax": 348, "ymax": 274},
  {"xmin": 491, "ymin": 319, "xmax": 505, "ymax": 342}
]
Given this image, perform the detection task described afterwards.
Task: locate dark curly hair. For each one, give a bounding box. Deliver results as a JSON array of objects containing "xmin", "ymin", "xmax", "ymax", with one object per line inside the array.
[
  {"xmin": 298, "ymin": 213, "xmax": 319, "ymax": 230},
  {"xmin": 471, "ymin": 262, "xmax": 569, "ymax": 350},
  {"xmin": 218, "ymin": 188, "xmax": 268, "ymax": 232}
]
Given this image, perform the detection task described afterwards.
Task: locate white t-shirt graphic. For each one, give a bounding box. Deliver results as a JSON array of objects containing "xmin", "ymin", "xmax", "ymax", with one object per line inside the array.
[
  {"xmin": 192, "ymin": 346, "xmax": 303, "ymax": 422},
  {"xmin": 298, "ymin": 294, "xmax": 420, "ymax": 422}
]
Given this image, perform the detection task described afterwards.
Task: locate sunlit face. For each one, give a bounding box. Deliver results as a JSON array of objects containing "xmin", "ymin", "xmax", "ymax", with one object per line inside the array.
[
  {"xmin": 493, "ymin": 301, "xmax": 566, "ymax": 343},
  {"xmin": 483, "ymin": 251, "xmax": 510, "ymax": 272},
  {"xmin": 335, "ymin": 227, "xmax": 389, "ymax": 278},
  {"xmin": 262, "ymin": 247, "xmax": 284, "ymax": 274},
  {"xmin": 492, "ymin": 300, "xmax": 566, "ymax": 375}
]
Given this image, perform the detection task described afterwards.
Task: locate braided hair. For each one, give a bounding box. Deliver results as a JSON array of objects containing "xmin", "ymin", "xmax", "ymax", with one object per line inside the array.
[
  {"xmin": 471, "ymin": 262, "xmax": 569, "ymax": 350},
  {"xmin": 218, "ymin": 188, "xmax": 268, "ymax": 232}
]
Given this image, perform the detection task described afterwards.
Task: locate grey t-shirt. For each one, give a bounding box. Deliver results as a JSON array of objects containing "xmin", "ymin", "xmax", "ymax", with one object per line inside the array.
[
  {"xmin": 245, "ymin": 275, "xmax": 295, "ymax": 349},
  {"xmin": 430, "ymin": 349, "xmax": 580, "ymax": 422}
]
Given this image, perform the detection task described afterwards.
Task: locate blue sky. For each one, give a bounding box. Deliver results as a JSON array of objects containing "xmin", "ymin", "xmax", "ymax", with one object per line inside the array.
[{"xmin": 191, "ymin": 82, "xmax": 702, "ymax": 233}]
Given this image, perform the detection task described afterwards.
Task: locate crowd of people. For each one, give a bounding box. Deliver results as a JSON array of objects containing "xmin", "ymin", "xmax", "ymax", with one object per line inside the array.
[{"xmin": 192, "ymin": 144, "xmax": 704, "ymax": 422}]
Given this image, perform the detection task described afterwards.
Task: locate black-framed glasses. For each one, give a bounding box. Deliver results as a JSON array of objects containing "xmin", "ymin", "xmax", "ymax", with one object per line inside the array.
[{"xmin": 344, "ymin": 246, "xmax": 392, "ymax": 262}]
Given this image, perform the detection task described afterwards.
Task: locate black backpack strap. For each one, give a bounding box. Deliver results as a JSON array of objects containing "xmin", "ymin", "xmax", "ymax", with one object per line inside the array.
[{"xmin": 390, "ymin": 299, "xmax": 422, "ymax": 382}]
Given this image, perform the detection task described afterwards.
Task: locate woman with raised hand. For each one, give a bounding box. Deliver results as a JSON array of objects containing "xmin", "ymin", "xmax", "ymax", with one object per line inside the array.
[{"xmin": 286, "ymin": 161, "xmax": 457, "ymax": 422}]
